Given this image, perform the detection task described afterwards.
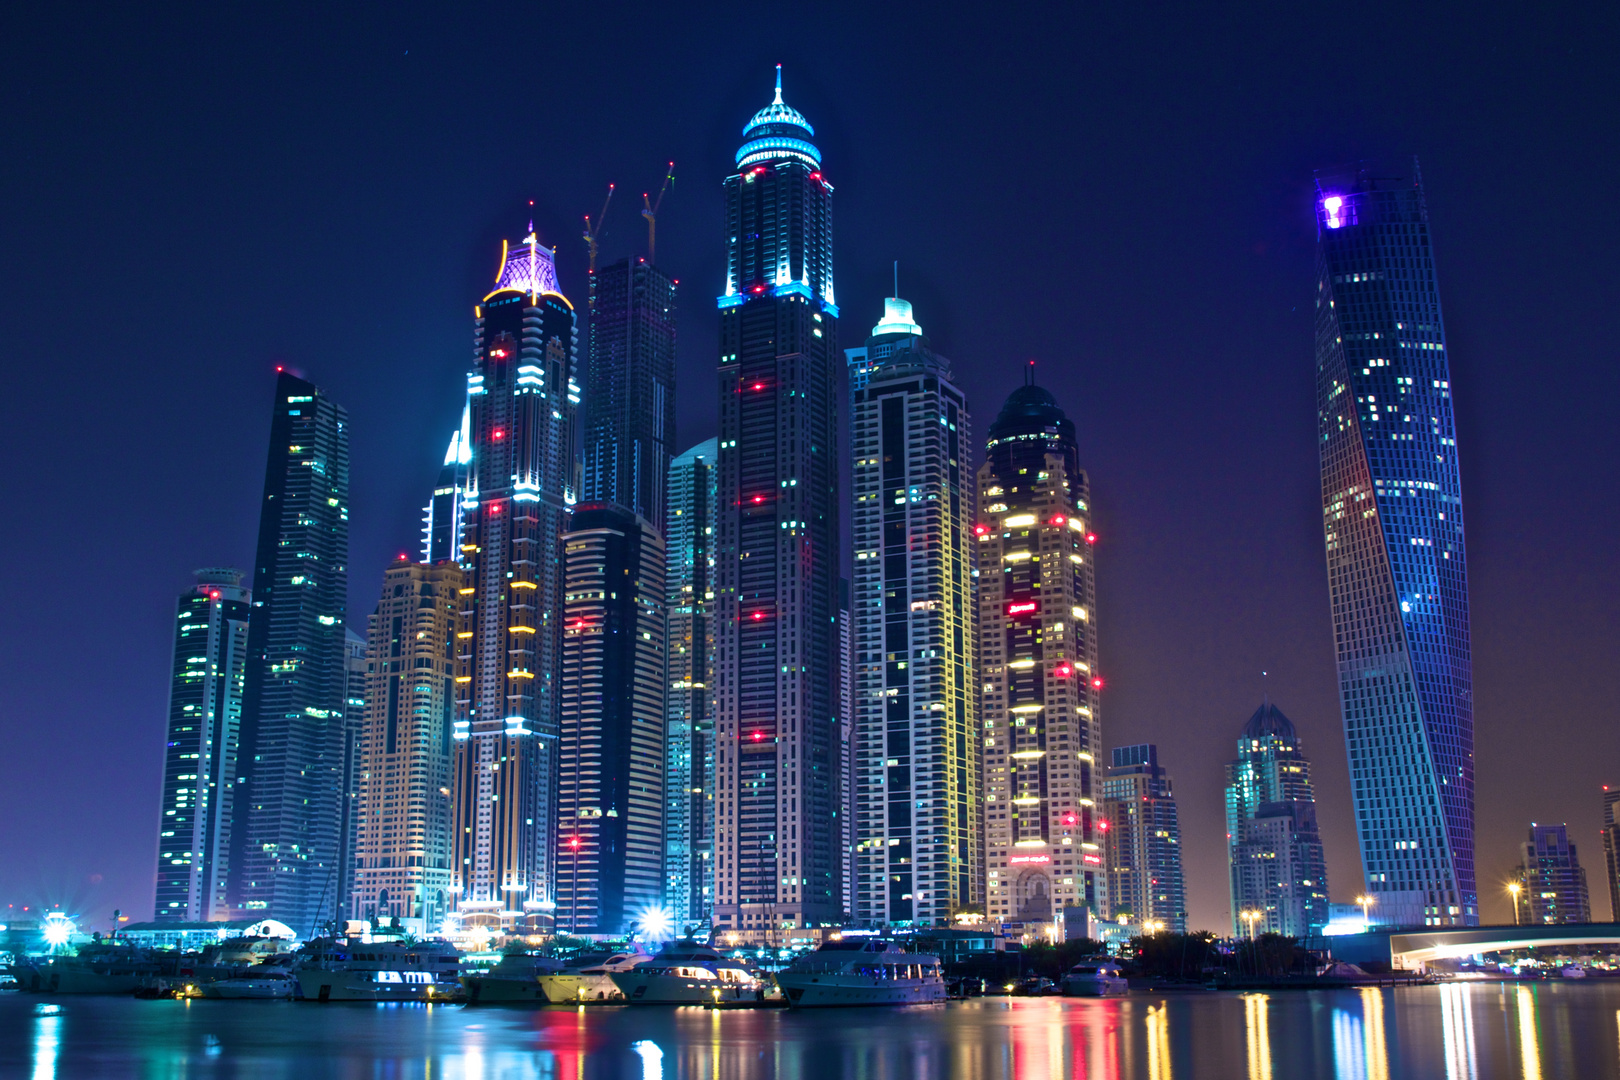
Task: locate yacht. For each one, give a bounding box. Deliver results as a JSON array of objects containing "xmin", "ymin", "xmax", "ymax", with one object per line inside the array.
[
  {"xmin": 775, "ymin": 940, "xmax": 947, "ymax": 1007},
  {"xmin": 200, "ymin": 966, "xmax": 297, "ymax": 999},
  {"xmin": 1061, "ymin": 960, "xmax": 1129, "ymax": 997},
  {"xmin": 462, "ymin": 951, "xmax": 566, "ymax": 1003},
  {"xmin": 610, "ymin": 942, "xmax": 766, "ymax": 1004},
  {"xmin": 533, "ymin": 949, "xmax": 650, "ymax": 1003},
  {"xmin": 295, "ymin": 939, "xmax": 463, "ymax": 1002}
]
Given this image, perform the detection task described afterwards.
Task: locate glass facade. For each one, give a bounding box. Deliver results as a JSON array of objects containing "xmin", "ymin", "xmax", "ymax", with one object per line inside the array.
[
  {"xmin": 713, "ymin": 69, "xmax": 842, "ymax": 938},
  {"xmin": 664, "ymin": 439, "xmax": 718, "ymax": 927},
  {"xmin": 1101, "ymin": 744, "xmax": 1185, "ymax": 933},
  {"xmin": 450, "ymin": 234, "xmax": 580, "ymax": 931},
  {"xmin": 155, "ymin": 569, "xmax": 251, "ymax": 922},
  {"xmin": 583, "ymin": 258, "xmax": 677, "ymax": 533},
  {"xmin": 1515, "ymin": 824, "xmax": 1590, "ymax": 925},
  {"xmin": 1225, "ymin": 703, "xmax": 1329, "ymax": 936},
  {"xmin": 850, "ymin": 301, "xmax": 981, "ymax": 925},
  {"xmin": 234, "ymin": 371, "xmax": 351, "ymax": 936},
  {"xmin": 977, "ymin": 382, "xmax": 1103, "ymax": 925},
  {"xmin": 1315, "ymin": 160, "xmax": 1476, "ymax": 926}
]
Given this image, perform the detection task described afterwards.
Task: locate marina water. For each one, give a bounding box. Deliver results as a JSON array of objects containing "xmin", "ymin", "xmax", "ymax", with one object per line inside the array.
[{"xmin": 5, "ymin": 983, "xmax": 1617, "ymax": 1078}]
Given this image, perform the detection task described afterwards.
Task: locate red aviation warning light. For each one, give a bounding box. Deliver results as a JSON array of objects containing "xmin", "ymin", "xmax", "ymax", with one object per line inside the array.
[
  {"xmin": 1063, "ymin": 811, "xmax": 1077, "ymax": 826},
  {"xmin": 492, "ymin": 428, "xmax": 505, "ymax": 441},
  {"xmin": 1092, "ymin": 677, "xmax": 1104, "ymax": 689},
  {"xmin": 569, "ymin": 836, "xmax": 581, "ymax": 850},
  {"xmin": 1098, "ymin": 819, "xmax": 1109, "ymax": 831},
  {"xmin": 751, "ymin": 731, "xmax": 765, "ymax": 741},
  {"xmin": 1050, "ymin": 514, "xmax": 1066, "ymax": 526},
  {"xmin": 1054, "ymin": 663, "xmax": 1073, "ymax": 678},
  {"xmin": 974, "ymin": 524, "xmax": 988, "ymax": 536},
  {"xmin": 491, "ymin": 348, "xmax": 508, "ymax": 359},
  {"xmin": 1086, "ymin": 533, "xmax": 1097, "ymax": 544}
]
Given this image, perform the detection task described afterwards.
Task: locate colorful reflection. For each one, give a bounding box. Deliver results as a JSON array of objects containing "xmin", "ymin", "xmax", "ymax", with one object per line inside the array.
[
  {"xmin": 1516, "ymin": 985, "xmax": 1542, "ymax": 1080},
  {"xmin": 1243, "ymin": 994, "xmax": 1271, "ymax": 1080},
  {"xmin": 633, "ymin": 1040, "xmax": 663, "ymax": 1080},
  {"xmin": 1144, "ymin": 1003, "xmax": 1171, "ymax": 1080},
  {"xmin": 1333, "ymin": 989, "xmax": 1389, "ymax": 1080},
  {"xmin": 1360, "ymin": 989, "xmax": 1388, "ymax": 1080},
  {"xmin": 1438, "ymin": 983, "xmax": 1476, "ymax": 1080},
  {"xmin": 31, "ymin": 1010, "xmax": 60, "ymax": 1080}
]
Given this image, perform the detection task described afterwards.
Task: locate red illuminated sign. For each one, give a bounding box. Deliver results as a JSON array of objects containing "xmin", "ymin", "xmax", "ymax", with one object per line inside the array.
[
  {"xmin": 1006, "ymin": 600, "xmax": 1038, "ymax": 617},
  {"xmin": 1009, "ymin": 855, "xmax": 1051, "ymax": 865}
]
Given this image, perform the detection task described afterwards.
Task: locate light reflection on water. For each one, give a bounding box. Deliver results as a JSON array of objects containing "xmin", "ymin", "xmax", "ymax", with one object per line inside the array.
[{"xmin": 5, "ymin": 985, "xmax": 1620, "ymax": 1078}]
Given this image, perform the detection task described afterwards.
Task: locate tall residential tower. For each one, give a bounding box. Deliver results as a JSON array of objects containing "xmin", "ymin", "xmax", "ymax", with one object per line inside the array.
[
  {"xmin": 1101, "ymin": 744, "xmax": 1185, "ymax": 933},
  {"xmin": 977, "ymin": 379, "xmax": 1103, "ymax": 924},
  {"xmin": 665, "ymin": 439, "xmax": 719, "ymax": 927},
  {"xmin": 155, "ymin": 569, "xmax": 251, "ymax": 922},
  {"xmin": 712, "ymin": 68, "xmax": 842, "ymax": 939},
  {"xmin": 234, "ymin": 371, "xmax": 351, "ymax": 936},
  {"xmin": 1315, "ymin": 161, "xmax": 1476, "ymax": 926},
  {"xmin": 450, "ymin": 232, "xmax": 579, "ymax": 931},
  {"xmin": 1225, "ymin": 703, "xmax": 1329, "ymax": 935},
  {"xmin": 584, "ymin": 258, "xmax": 677, "ymax": 532},
  {"xmin": 850, "ymin": 297, "xmax": 980, "ymax": 925}
]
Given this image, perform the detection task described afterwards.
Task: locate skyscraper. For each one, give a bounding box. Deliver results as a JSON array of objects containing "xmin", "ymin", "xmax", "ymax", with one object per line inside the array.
[
  {"xmin": 1601, "ymin": 787, "xmax": 1620, "ymax": 922},
  {"xmin": 1315, "ymin": 161, "xmax": 1476, "ymax": 927},
  {"xmin": 713, "ymin": 67, "xmax": 841, "ymax": 939},
  {"xmin": 335, "ymin": 627, "xmax": 367, "ymax": 925},
  {"xmin": 584, "ymin": 258, "xmax": 677, "ymax": 532},
  {"xmin": 977, "ymin": 379, "xmax": 1103, "ymax": 924},
  {"xmin": 422, "ymin": 408, "xmax": 471, "ymax": 564},
  {"xmin": 665, "ymin": 438, "xmax": 718, "ymax": 927},
  {"xmin": 850, "ymin": 297, "xmax": 980, "ymax": 925},
  {"xmin": 451, "ymin": 230, "xmax": 580, "ymax": 931},
  {"xmin": 1225, "ymin": 703, "xmax": 1329, "ymax": 935},
  {"xmin": 351, "ymin": 559, "xmax": 462, "ymax": 929},
  {"xmin": 1101, "ymin": 745, "xmax": 1185, "ymax": 933},
  {"xmin": 154, "ymin": 569, "xmax": 251, "ymax": 922},
  {"xmin": 557, "ymin": 505, "xmax": 667, "ymax": 935},
  {"xmin": 234, "ymin": 371, "xmax": 351, "ymax": 936},
  {"xmin": 1515, "ymin": 823, "xmax": 1590, "ymax": 925}
]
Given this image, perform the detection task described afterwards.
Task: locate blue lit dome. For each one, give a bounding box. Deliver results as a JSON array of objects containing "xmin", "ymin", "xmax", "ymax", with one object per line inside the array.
[{"xmin": 737, "ymin": 65, "xmax": 821, "ymax": 169}]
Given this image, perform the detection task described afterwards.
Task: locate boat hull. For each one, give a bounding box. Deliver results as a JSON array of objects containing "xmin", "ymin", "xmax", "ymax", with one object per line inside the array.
[
  {"xmin": 1061, "ymin": 977, "xmax": 1129, "ymax": 998},
  {"xmin": 202, "ymin": 980, "xmax": 295, "ymax": 1000},
  {"xmin": 611, "ymin": 972, "xmax": 763, "ymax": 1005},
  {"xmin": 533, "ymin": 973, "xmax": 624, "ymax": 1003},
  {"xmin": 295, "ymin": 969, "xmax": 457, "ymax": 1003},
  {"xmin": 777, "ymin": 975, "xmax": 947, "ymax": 1007}
]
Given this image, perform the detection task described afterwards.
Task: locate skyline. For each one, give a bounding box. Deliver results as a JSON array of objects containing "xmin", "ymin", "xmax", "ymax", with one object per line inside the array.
[{"xmin": 2, "ymin": 3, "xmax": 1615, "ymax": 934}]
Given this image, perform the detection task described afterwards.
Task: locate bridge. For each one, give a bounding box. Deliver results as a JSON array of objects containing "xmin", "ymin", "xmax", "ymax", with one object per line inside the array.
[{"xmin": 1323, "ymin": 923, "xmax": 1620, "ymax": 969}]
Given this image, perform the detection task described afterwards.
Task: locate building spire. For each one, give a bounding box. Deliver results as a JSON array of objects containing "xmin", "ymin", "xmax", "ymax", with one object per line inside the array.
[{"xmin": 774, "ymin": 63, "xmax": 783, "ymax": 105}]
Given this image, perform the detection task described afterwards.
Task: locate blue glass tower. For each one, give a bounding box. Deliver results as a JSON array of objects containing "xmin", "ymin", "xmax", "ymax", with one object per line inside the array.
[
  {"xmin": 713, "ymin": 67, "xmax": 841, "ymax": 938},
  {"xmin": 1315, "ymin": 160, "xmax": 1475, "ymax": 927}
]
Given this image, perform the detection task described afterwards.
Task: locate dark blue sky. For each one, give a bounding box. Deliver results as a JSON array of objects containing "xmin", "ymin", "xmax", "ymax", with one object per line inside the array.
[{"xmin": 1, "ymin": 2, "xmax": 1614, "ymax": 932}]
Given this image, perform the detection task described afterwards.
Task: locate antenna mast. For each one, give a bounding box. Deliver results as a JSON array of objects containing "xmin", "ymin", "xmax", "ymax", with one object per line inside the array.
[{"xmin": 642, "ymin": 162, "xmax": 675, "ymax": 263}]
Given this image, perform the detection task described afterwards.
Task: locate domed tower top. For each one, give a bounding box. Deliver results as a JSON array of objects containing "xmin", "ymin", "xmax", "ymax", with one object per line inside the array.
[
  {"xmin": 985, "ymin": 369, "xmax": 1079, "ymax": 484},
  {"xmin": 1242, "ymin": 703, "xmax": 1298, "ymax": 742},
  {"xmin": 737, "ymin": 65, "xmax": 821, "ymax": 169}
]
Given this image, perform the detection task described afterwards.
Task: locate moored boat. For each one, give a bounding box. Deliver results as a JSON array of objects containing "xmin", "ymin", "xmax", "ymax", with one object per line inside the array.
[
  {"xmin": 200, "ymin": 967, "xmax": 297, "ymax": 999},
  {"xmin": 462, "ymin": 951, "xmax": 566, "ymax": 1003},
  {"xmin": 610, "ymin": 942, "xmax": 765, "ymax": 1004},
  {"xmin": 775, "ymin": 940, "xmax": 947, "ymax": 1008},
  {"xmin": 533, "ymin": 949, "xmax": 649, "ymax": 1003},
  {"xmin": 295, "ymin": 939, "xmax": 462, "ymax": 1002},
  {"xmin": 1061, "ymin": 960, "xmax": 1129, "ymax": 997}
]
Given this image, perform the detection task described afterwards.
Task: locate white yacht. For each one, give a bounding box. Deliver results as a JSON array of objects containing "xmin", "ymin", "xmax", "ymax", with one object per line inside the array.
[
  {"xmin": 201, "ymin": 967, "xmax": 297, "ymax": 999},
  {"xmin": 775, "ymin": 940, "xmax": 947, "ymax": 1007},
  {"xmin": 462, "ymin": 952, "xmax": 566, "ymax": 1003},
  {"xmin": 295, "ymin": 939, "xmax": 462, "ymax": 1002},
  {"xmin": 1061, "ymin": 960, "xmax": 1129, "ymax": 997},
  {"xmin": 610, "ymin": 942, "xmax": 765, "ymax": 1004},
  {"xmin": 533, "ymin": 949, "xmax": 649, "ymax": 1003}
]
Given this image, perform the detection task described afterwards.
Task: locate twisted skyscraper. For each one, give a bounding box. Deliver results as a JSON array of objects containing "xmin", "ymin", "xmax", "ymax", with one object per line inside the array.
[
  {"xmin": 712, "ymin": 68, "xmax": 841, "ymax": 938},
  {"xmin": 1315, "ymin": 161, "xmax": 1476, "ymax": 927}
]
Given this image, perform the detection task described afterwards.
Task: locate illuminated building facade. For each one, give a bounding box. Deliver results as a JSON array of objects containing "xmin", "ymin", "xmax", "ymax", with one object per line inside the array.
[
  {"xmin": 1315, "ymin": 161, "xmax": 1476, "ymax": 926},
  {"xmin": 850, "ymin": 297, "xmax": 980, "ymax": 925},
  {"xmin": 664, "ymin": 439, "xmax": 718, "ymax": 927},
  {"xmin": 584, "ymin": 258, "xmax": 677, "ymax": 532},
  {"xmin": 1515, "ymin": 823, "xmax": 1590, "ymax": 925},
  {"xmin": 351, "ymin": 560, "xmax": 462, "ymax": 929},
  {"xmin": 1225, "ymin": 703, "xmax": 1328, "ymax": 935},
  {"xmin": 450, "ymin": 232, "xmax": 580, "ymax": 930},
  {"xmin": 1602, "ymin": 787, "xmax": 1620, "ymax": 921},
  {"xmin": 335, "ymin": 627, "xmax": 367, "ymax": 923},
  {"xmin": 155, "ymin": 569, "xmax": 251, "ymax": 922},
  {"xmin": 1100, "ymin": 745, "xmax": 1185, "ymax": 933},
  {"xmin": 713, "ymin": 67, "xmax": 842, "ymax": 938},
  {"xmin": 557, "ymin": 505, "xmax": 666, "ymax": 936},
  {"xmin": 422, "ymin": 408, "xmax": 471, "ymax": 563},
  {"xmin": 234, "ymin": 371, "xmax": 351, "ymax": 936},
  {"xmin": 977, "ymin": 380, "xmax": 1102, "ymax": 924}
]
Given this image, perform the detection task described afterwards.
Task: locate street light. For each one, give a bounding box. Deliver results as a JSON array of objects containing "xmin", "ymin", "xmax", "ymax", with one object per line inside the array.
[
  {"xmin": 1508, "ymin": 882, "xmax": 1522, "ymax": 926},
  {"xmin": 1355, "ymin": 894, "xmax": 1375, "ymax": 930},
  {"xmin": 1240, "ymin": 909, "xmax": 1261, "ymax": 941}
]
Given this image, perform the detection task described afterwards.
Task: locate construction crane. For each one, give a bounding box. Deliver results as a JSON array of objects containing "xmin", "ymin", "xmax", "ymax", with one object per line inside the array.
[
  {"xmin": 641, "ymin": 162, "xmax": 674, "ymax": 264},
  {"xmin": 582, "ymin": 183, "xmax": 614, "ymax": 315}
]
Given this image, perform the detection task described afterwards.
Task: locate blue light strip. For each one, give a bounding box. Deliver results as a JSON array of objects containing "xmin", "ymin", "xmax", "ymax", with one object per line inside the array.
[
  {"xmin": 773, "ymin": 282, "xmax": 812, "ymax": 300},
  {"xmin": 717, "ymin": 294, "xmax": 746, "ymax": 310},
  {"xmin": 735, "ymin": 137, "xmax": 822, "ymax": 168}
]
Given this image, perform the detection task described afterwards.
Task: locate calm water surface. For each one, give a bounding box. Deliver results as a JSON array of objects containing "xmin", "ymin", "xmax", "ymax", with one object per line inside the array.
[{"xmin": 3, "ymin": 983, "xmax": 1616, "ymax": 1079}]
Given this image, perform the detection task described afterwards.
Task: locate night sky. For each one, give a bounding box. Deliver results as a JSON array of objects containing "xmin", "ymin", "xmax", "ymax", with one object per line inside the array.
[{"xmin": 2, "ymin": 3, "xmax": 1614, "ymax": 934}]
